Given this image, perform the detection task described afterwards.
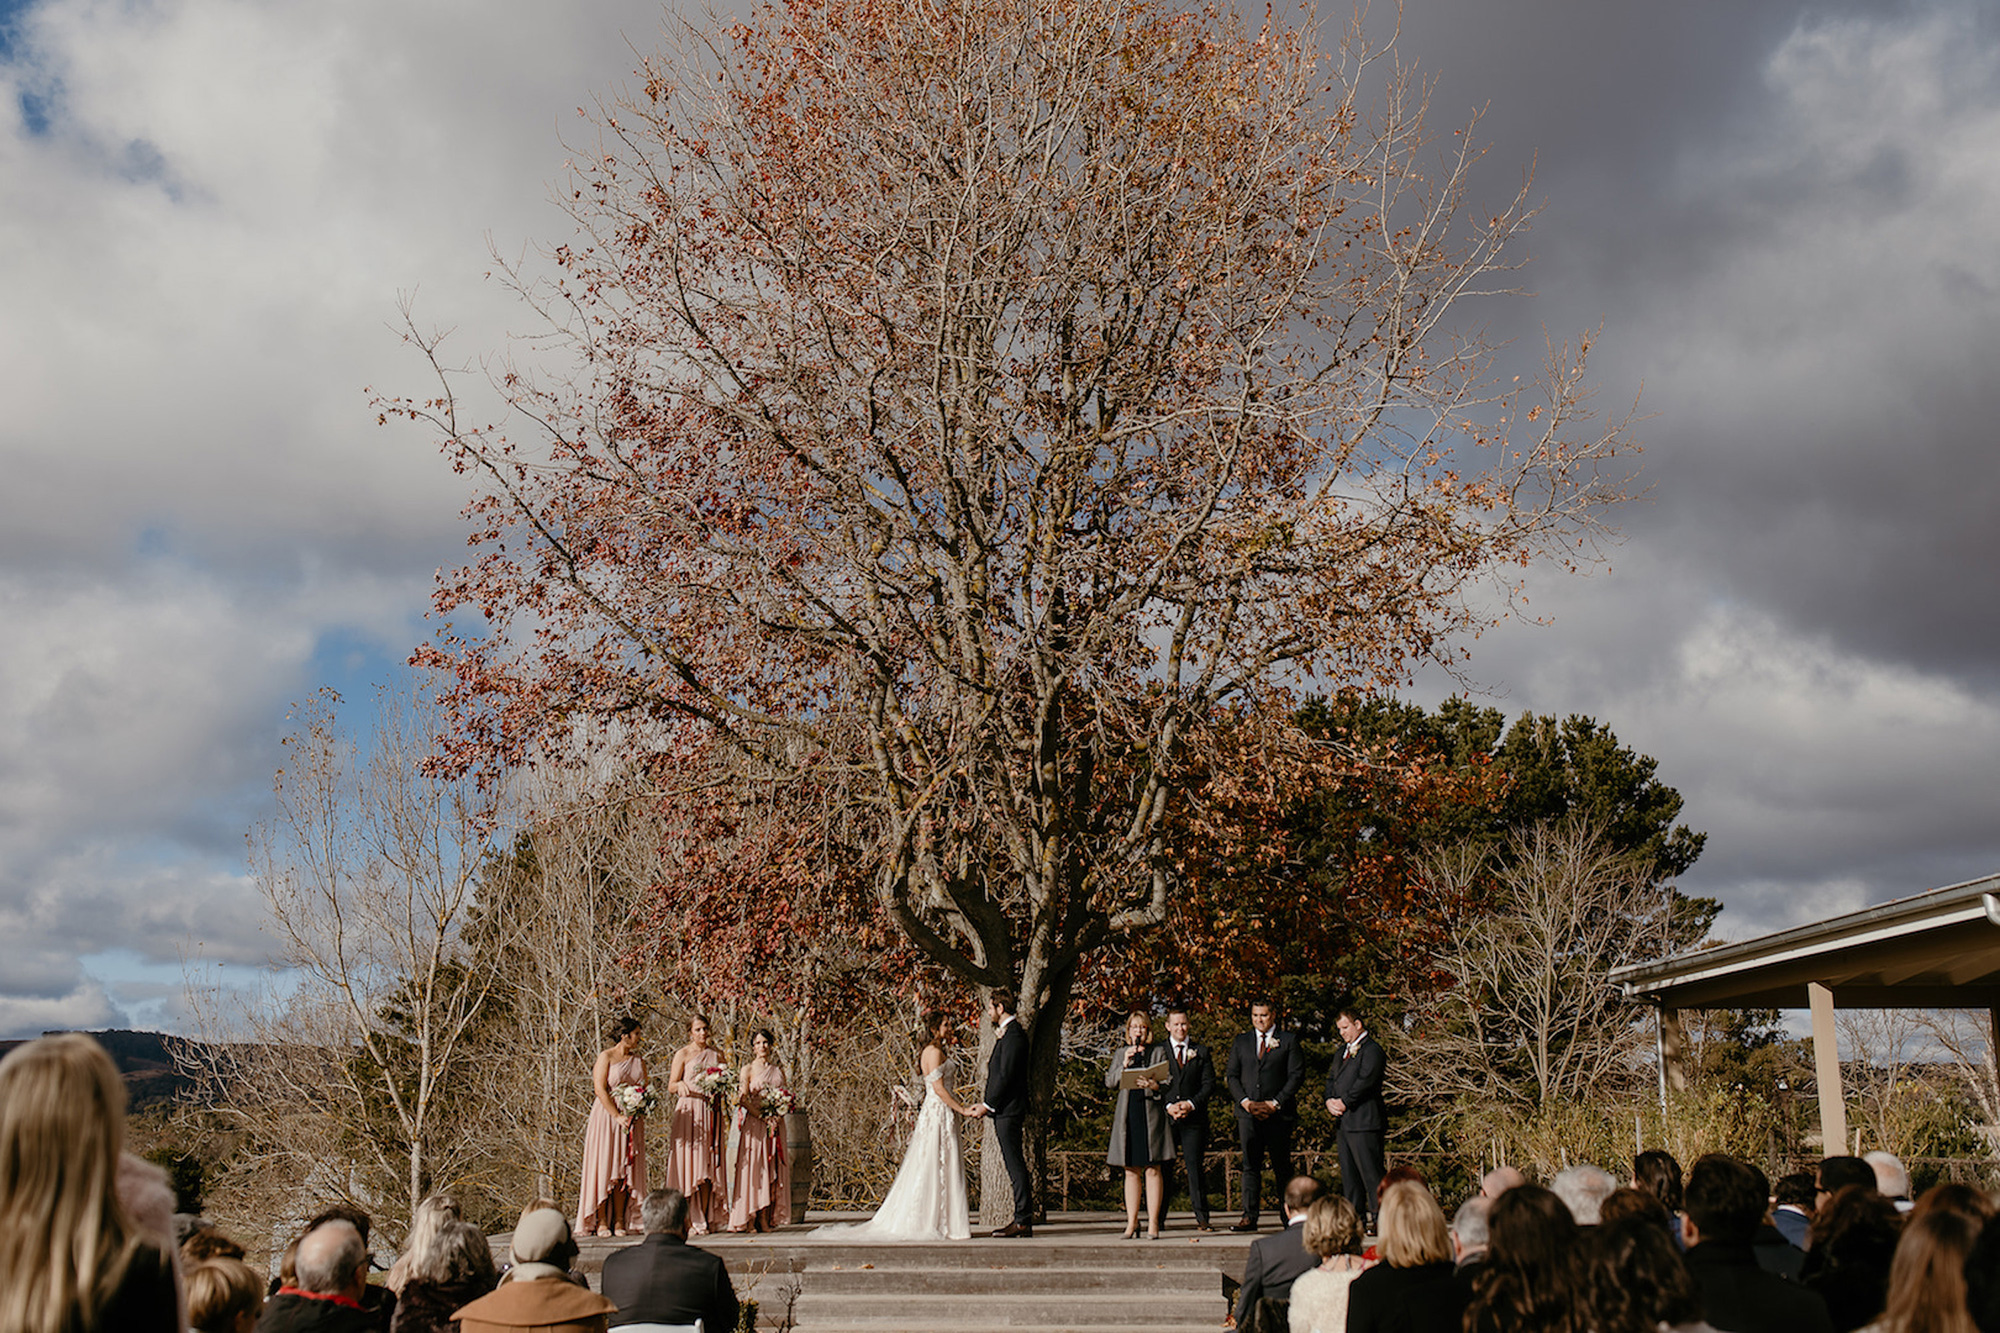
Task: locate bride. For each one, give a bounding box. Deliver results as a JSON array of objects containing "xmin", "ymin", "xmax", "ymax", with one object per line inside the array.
[{"xmin": 815, "ymin": 1010, "xmax": 973, "ymax": 1240}]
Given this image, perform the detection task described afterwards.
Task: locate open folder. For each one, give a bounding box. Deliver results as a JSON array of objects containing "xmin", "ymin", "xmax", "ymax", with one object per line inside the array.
[{"xmin": 1118, "ymin": 1060, "xmax": 1170, "ymax": 1090}]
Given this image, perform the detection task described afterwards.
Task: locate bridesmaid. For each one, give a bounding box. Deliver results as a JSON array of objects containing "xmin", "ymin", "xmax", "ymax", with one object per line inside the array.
[
  {"xmin": 665, "ymin": 1014, "xmax": 730, "ymax": 1235},
  {"xmin": 727, "ymin": 1028, "xmax": 793, "ymax": 1233},
  {"xmin": 577, "ymin": 1016, "xmax": 648, "ymax": 1237}
]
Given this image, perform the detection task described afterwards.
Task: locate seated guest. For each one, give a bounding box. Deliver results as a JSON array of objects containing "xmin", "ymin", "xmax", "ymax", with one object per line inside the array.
[
  {"xmin": 602, "ymin": 1188, "xmax": 740, "ymax": 1331},
  {"xmin": 1577, "ymin": 1217, "xmax": 1711, "ymax": 1333},
  {"xmin": 452, "ymin": 1210, "xmax": 615, "ymax": 1333},
  {"xmin": 1348, "ymin": 1180, "xmax": 1464, "ymax": 1333},
  {"xmin": 388, "ymin": 1221, "xmax": 497, "ymax": 1333},
  {"xmin": 1448, "ymin": 1195, "xmax": 1492, "ymax": 1301},
  {"xmin": 1772, "ymin": 1173, "xmax": 1819, "ymax": 1249},
  {"xmin": 1819, "ymin": 1157, "xmax": 1879, "ymax": 1205},
  {"xmin": 1967, "ymin": 1214, "xmax": 2000, "ymax": 1333},
  {"xmin": 1860, "ymin": 1209, "xmax": 1979, "ymax": 1333},
  {"xmin": 386, "ymin": 1194, "xmax": 462, "ymax": 1294},
  {"xmin": 259, "ymin": 1220, "xmax": 378, "ymax": 1333},
  {"xmin": 1287, "ymin": 1194, "xmax": 1371, "ymax": 1333},
  {"xmin": 1683, "ymin": 1154, "xmax": 1833, "ymax": 1333},
  {"xmin": 1465, "ymin": 1184, "xmax": 1581, "ymax": 1333},
  {"xmin": 1481, "ymin": 1166, "xmax": 1527, "ymax": 1199},
  {"xmin": 185, "ymin": 1226, "xmax": 251, "ymax": 1264},
  {"xmin": 1909, "ymin": 1183, "xmax": 1996, "ymax": 1228},
  {"xmin": 1633, "ymin": 1149, "xmax": 1686, "ymax": 1247},
  {"xmin": 1863, "ymin": 1153, "xmax": 1913, "ymax": 1215},
  {"xmin": 1550, "ymin": 1163, "xmax": 1619, "ymax": 1225},
  {"xmin": 1231, "ymin": 1175, "xmax": 1324, "ymax": 1331},
  {"xmin": 1803, "ymin": 1185, "xmax": 1903, "ymax": 1333},
  {"xmin": 302, "ymin": 1206, "xmax": 394, "ymax": 1331},
  {"xmin": 1601, "ymin": 1186, "xmax": 1674, "ymax": 1233},
  {"xmin": 189, "ymin": 1257, "xmax": 265, "ymax": 1333}
]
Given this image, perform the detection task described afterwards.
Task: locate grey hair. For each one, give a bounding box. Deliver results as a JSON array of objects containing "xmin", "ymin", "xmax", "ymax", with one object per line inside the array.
[
  {"xmin": 409, "ymin": 1219, "xmax": 498, "ymax": 1287},
  {"xmin": 1862, "ymin": 1150, "xmax": 1910, "ymax": 1200},
  {"xmin": 295, "ymin": 1219, "xmax": 367, "ymax": 1294},
  {"xmin": 1451, "ymin": 1195, "xmax": 1492, "ymax": 1249},
  {"xmin": 641, "ymin": 1188, "xmax": 690, "ymax": 1235},
  {"xmin": 1549, "ymin": 1163, "xmax": 1619, "ymax": 1225}
]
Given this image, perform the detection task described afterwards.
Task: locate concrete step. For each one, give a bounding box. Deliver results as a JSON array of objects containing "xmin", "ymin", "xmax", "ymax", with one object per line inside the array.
[
  {"xmin": 789, "ymin": 1293, "xmax": 1226, "ymax": 1330},
  {"xmin": 800, "ymin": 1264, "xmax": 1218, "ymax": 1295}
]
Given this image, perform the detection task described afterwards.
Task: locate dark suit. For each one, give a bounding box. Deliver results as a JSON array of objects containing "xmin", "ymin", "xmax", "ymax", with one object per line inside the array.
[
  {"xmin": 1323, "ymin": 1032, "xmax": 1386, "ymax": 1222},
  {"xmin": 1686, "ymin": 1241, "xmax": 1834, "ymax": 1333},
  {"xmin": 1232, "ymin": 1218, "xmax": 1315, "ymax": 1326},
  {"xmin": 1224, "ymin": 1028, "xmax": 1304, "ymax": 1224},
  {"xmin": 983, "ymin": 1016, "xmax": 1032, "ymax": 1226},
  {"xmin": 599, "ymin": 1232, "xmax": 739, "ymax": 1332},
  {"xmin": 1163, "ymin": 1039, "xmax": 1216, "ymax": 1224}
]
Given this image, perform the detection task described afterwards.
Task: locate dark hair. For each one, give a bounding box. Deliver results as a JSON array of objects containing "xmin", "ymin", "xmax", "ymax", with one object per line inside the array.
[
  {"xmin": 1466, "ymin": 1184, "xmax": 1583, "ymax": 1333},
  {"xmin": 305, "ymin": 1204, "xmax": 371, "ymax": 1244},
  {"xmin": 1633, "ymin": 1149, "xmax": 1683, "ymax": 1212},
  {"xmin": 1578, "ymin": 1217, "xmax": 1701, "ymax": 1333},
  {"xmin": 1774, "ymin": 1171, "xmax": 1819, "ymax": 1209},
  {"xmin": 1283, "ymin": 1175, "xmax": 1325, "ymax": 1214},
  {"xmin": 1377, "ymin": 1163, "xmax": 1426, "ymax": 1202},
  {"xmin": 690, "ymin": 1013, "xmax": 711, "ymax": 1029},
  {"xmin": 180, "ymin": 1226, "xmax": 247, "ymax": 1263},
  {"xmin": 1336, "ymin": 1005, "xmax": 1364, "ymax": 1024},
  {"xmin": 1684, "ymin": 1154, "xmax": 1767, "ymax": 1247},
  {"xmin": 1248, "ymin": 997, "xmax": 1274, "ymax": 1012},
  {"xmin": 1599, "ymin": 1187, "xmax": 1671, "ymax": 1230},
  {"xmin": 1804, "ymin": 1183, "xmax": 1902, "ymax": 1290},
  {"xmin": 990, "ymin": 991, "xmax": 1016, "ymax": 1015},
  {"xmin": 1968, "ymin": 1213, "xmax": 2000, "ymax": 1333},
  {"xmin": 1910, "ymin": 1182, "xmax": 1997, "ymax": 1227},
  {"xmin": 609, "ymin": 1015, "xmax": 641, "ymax": 1042},
  {"xmin": 1819, "ymin": 1155, "xmax": 1876, "ymax": 1195},
  {"xmin": 753, "ymin": 1028, "xmax": 776, "ymax": 1047}
]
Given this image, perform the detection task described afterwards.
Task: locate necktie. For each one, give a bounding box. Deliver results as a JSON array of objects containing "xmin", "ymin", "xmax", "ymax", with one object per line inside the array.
[{"xmin": 1175, "ymin": 1044, "xmax": 1186, "ymax": 1064}]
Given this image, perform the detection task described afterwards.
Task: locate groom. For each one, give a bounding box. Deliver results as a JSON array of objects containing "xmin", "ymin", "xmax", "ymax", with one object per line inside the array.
[{"xmin": 973, "ymin": 990, "xmax": 1033, "ymax": 1237}]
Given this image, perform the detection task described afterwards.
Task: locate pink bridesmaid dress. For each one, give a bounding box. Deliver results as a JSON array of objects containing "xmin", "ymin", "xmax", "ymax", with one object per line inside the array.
[
  {"xmin": 576, "ymin": 1053, "xmax": 648, "ymax": 1233},
  {"xmin": 727, "ymin": 1063, "xmax": 793, "ymax": 1232},
  {"xmin": 666, "ymin": 1054, "xmax": 729, "ymax": 1234}
]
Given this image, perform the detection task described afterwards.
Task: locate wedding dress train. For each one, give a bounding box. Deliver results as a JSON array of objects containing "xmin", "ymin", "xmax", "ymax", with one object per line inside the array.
[{"xmin": 813, "ymin": 1064, "xmax": 971, "ymax": 1240}]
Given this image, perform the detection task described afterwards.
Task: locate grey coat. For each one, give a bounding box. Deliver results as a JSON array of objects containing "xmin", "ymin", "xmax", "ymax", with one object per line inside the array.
[{"xmin": 1105, "ymin": 1042, "xmax": 1171, "ymax": 1166}]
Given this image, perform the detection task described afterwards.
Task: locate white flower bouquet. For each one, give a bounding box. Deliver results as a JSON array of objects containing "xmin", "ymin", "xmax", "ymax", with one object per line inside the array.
[
  {"xmin": 690, "ymin": 1066, "xmax": 737, "ymax": 1102},
  {"xmin": 754, "ymin": 1085, "xmax": 796, "ymax": 1119},
  {"xmin": 611, "ymin": 1082, "xmax": 660, "ymax": 1117}
]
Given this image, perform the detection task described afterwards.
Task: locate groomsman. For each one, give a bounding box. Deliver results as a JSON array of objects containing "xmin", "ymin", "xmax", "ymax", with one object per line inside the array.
[
  {"xmin": 1224, "ymin": 999, "xmax": 1304, "ymax": 1231},
  {"xmin": 1161, "ymin": 1010, "xmax": 1216, "ymax": 1230},
  {"xmin": 1323, "ymin": 1005, "xmax": 1386, "ymax": 1229}
]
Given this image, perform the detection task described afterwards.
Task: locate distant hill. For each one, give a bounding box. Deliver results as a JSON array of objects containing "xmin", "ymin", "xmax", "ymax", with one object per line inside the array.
[{"xmin": 0, "ymin": 1030, "xmax": 205, "ymax": 1111}]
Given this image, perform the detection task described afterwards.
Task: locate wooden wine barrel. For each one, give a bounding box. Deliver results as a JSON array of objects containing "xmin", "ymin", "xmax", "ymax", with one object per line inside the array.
[{"xmin": 785, "ymin": 1108, "xmax": 814, "ymax": 1221}]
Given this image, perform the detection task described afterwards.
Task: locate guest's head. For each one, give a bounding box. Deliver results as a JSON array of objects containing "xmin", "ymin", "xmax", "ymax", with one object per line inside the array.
[
  {"xmin": 1125, "ymin": 1011, "xmax": 1152, "ymax": 1045},
  {"xmin": 296, "ymin": 1220, "xmax": 368, "ymax": 1300},
  {"xmin": 1377, "ymin": 1164, "xmax": 1427, "ymax": 1204},
  {"xmin": 1685, "ymin": 1154, "xmax": 1769, "ymax": 1247},
  {"xmin": 276, "ymin": 1238, "xmax": 299, "ymax": 1291},
  {"xmin": 1303, "ymin": 1195, "xmax": 1365, "ymax": 1260},
  {"xmin": 182, "ymin": 1226, "xmax": 247, "ymax": 1263},
  {"xmin": 1450, "ymin": 1195, "xmax": 1492, "ymax": 1262},
  {"xmin": 1967, "ymin": 1214, "xmax": 2000, "ymax": 1333},
  {"xmin": 408, "ymin": 1220, "xmax": 496, "ymax": 1291},
  {"xmin": 1578, "ymin": 1217, "xmax": 1702, "ymax": 1333},
  {"xmin": 1377, "ymin": 1180, "xmax": 1451, "ymax": 1267},
  {"xmin": 1810, "ymin": 1182, "xmax": 1903, "ymax": 1259},
  {"xmin": 186, "ymin": 1256, "xmax": 263, "ymax": 1333},
  {"xmin": 1878, "ymin": 1208, "xmax": 1979, "ymax": 1333},
  {"xmin": 641, "ymin": 1188, "xmax": 691, "ymax": 1238},
  {"xmin": 0, "ymin": 1033, "xmax": 144, "ymax": 1333},
  {"xmin": 1551, "ymin": 1163, "xmax": 1619, "ymax": 1225},
  {"xmin": 1282, "ymin": 1175, "xmax": 1325, "ymax": 1224},
  {"xmin": 1481, "ymin": 1165, "xmax": 1527, "ymax": 1198},
  {"xmin": 1820, "ymin": 1155, "xmax": 1878, "ymax": 1201},
  {"xmin": 306, "ymin": 1203, "xmax": 372, "ymax": 1245},
  {"xmin": 1775, "ymin": 1171, "xmax": 1819, "ymax": 1212},
  {"xmin": 401, "ymin": 1193, "xmax": 462, "ymax": 1273},
  {"xmin": 1599, "ymin": 1186, "xmax": 1671, "ymax": 1230},
  {"xmin": 1910, "ymin": 1183, "xmax": 1997, "ymax": 1227},
  {"xmin": 507, "ymin": 1208, "xmax": 577, "ymax": 1272},
  {"xmin": 1467, "ymin": 1184, "xmax": 1580, "ymax": 1331},
  {"xmin": 1488, "ymin": 1183, "xmax": 1579, "ymax": 1267},
  {"xmin": 1865, "ymin": 1151, "xmax": 1913, "ymax": 1204},
  {"xmin": 1632, "ymin": 1149, "xmax": 1683, "ymax": 1213}
]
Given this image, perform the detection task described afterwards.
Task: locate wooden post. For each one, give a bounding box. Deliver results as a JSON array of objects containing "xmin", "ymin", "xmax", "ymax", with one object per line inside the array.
[
  {"xmin": 1658, "ymin": 1006, "xmax": 1690, "ymax": 1100},
  {"xmin": 1809, "ymin": 982, "xmax": 1847, "ymax": 1157}
]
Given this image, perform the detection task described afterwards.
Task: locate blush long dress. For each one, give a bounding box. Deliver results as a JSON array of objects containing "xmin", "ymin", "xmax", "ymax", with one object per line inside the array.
[
  {"xmin": 727, "ymin": 1061, "xmax": 794, "ymax": 1231},
  {"xmin": 666, "ymin": 1051, "xmax": 730, "ymax": 1235},
  {"xmin": 576, "ymin": 1053, "xmax": 648, "ymax": 1232}
]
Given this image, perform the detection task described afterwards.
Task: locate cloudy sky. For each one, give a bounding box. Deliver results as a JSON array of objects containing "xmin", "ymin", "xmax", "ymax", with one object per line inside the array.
[{"xmin": 1, "ymin": 0, "xmax": 1995, "ymax": 1038}]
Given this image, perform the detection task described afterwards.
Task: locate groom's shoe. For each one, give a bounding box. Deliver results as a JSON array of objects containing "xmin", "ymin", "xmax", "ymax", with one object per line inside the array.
[
  {"xmin": 1230, "ymin": 1218, "xmax": 1259, "ymax": 1232},
  {"xmin": 992, "ymin": 1222, "xmax": 1033, "ymax": 1238}
]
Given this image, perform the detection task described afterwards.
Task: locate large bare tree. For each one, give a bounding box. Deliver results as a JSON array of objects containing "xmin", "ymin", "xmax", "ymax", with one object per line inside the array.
[{"xmin": 390, "ymin": 0, "xmax": 1635, "ymax": 1215}]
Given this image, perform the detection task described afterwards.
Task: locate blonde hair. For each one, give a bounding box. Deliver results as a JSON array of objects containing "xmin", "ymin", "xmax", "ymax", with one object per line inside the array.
[
  {"xmin": 387, "ymin": 1192, "xmax": 462, "ymax": 1292},
  {"xmin": 1303, "ymin": 1194, "xmax": 1364, "ymax": 1259},
  {"xmin": 0, "ymin": 1033, "xmax": 146, "ymax": 1333},
  {"xmin": 186, "ymin": 1256, "xmax": 264, "ymax": 1331},
  {"xmin": 1377, "ymin": 1179, "xmax": 1452, "ymax": 1267}
]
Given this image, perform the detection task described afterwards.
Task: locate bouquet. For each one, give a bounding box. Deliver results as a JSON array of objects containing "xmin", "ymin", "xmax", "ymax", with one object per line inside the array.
[
  {"xmin": 754, "ymin": 1085, "xmax": 796, "ymax": 1119},
  {"xmin": 690, "ymin": 1066, "xmax": 737, "ymax": 1102},
  {"xmin": 611, "ymin": 1082, "xmax": 660, "ymax": 1117}
]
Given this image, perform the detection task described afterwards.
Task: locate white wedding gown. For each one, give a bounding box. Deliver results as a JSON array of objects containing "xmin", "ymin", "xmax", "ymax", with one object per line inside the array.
[{"xmin": 813, "ymin": 1063, "xmax": 971, "ymax": 1240}]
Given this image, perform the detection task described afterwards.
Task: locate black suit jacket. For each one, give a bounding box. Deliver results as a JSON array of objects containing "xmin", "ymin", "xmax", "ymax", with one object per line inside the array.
[
  {"xmin": 1686, "ymin": 1241, "xmax": 1833, "ymax": 1333},
  {"xmin": 1233, "ymin": 1219, "xmax": 1315, "ymax": 1323},
  {"xmin": 1225, "ymin": 1030, "xmax": 1304, "ymax": 1116},
  {"xmin": 1323, "ymin": 1033, "xmax": 1386, "ymax": 1133},
  {"xmin": 599, "ymin": 1233, "xmax": 739, "ymax": 1332},
  {"xmin": 983, "ymin": 1017, "xmax": 1029, "ymax": 1118},
  {"xmin": 1163, "ymin": 1040, "xmax": 1215, "ymax": 1118}
]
